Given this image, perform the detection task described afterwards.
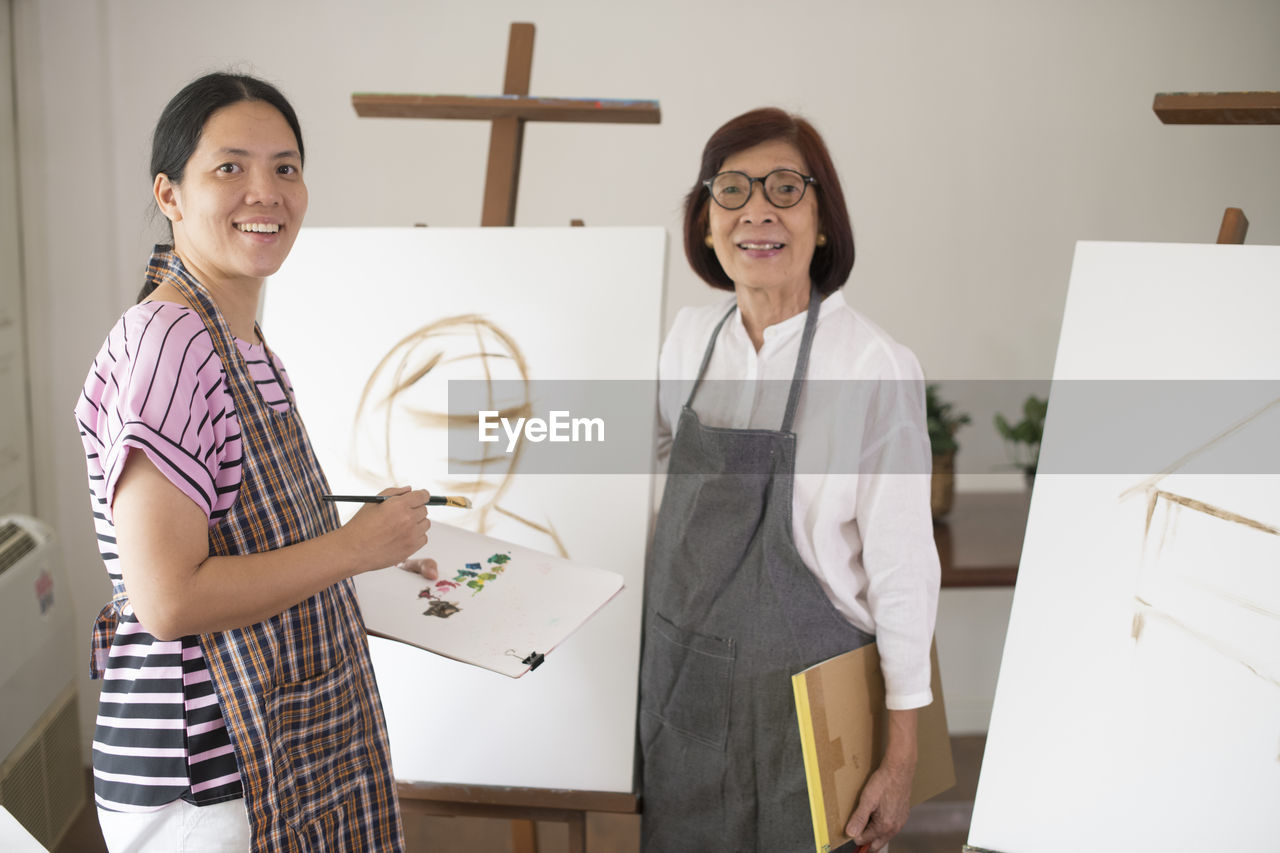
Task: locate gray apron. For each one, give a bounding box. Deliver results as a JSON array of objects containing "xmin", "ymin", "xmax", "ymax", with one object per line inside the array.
[{"xmin": 640, "ymin": 290, "xmax": 874, "ymax": 853}]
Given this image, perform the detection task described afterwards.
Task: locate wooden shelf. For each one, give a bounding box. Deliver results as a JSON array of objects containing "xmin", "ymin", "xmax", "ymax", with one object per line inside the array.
[
  {"xmin": 352, "ymin": 93, "xmax": 661, "ymax": 124},
  {"xmin": 934, "ymin": 491, "xmax": 1030, "ymax": 588},
  {"xmin": 1153, "ymin": 91, "xmax": 1280, "ymax": 125}
]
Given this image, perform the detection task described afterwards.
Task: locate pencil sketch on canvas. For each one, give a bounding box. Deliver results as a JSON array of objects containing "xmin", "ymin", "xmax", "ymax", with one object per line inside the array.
[
  {"xmin": 1121, "ymin": 398, "xmax": 1280, "ymax": 698},
  {"xmin": 349, "ymin": 313, "xmax": 568, "ymax": 556}
]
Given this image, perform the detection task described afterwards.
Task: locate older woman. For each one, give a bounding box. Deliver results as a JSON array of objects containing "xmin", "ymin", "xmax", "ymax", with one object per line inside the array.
[
  {"xmin": 76, "ymin": 73, "xmax": 433, "ymax": 851},
  {"xmin": 639, "ymin": 108, "xmax": 940, "ymax": 853}
]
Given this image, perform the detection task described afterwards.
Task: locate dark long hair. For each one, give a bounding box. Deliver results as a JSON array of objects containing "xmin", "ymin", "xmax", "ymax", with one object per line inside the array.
[
  {"xmin": 138, "ymin": 72, "xmax": 304, "ymax": 302},
  {"xmin": 682, "ymin": 108, "xmax": 854, "ymax": 295}
]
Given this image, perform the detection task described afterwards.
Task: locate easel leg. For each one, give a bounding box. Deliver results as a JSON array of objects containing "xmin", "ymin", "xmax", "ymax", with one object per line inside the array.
[
  {"xmin": 1217, "ymin": 207, "xmax": 1249, "ymax": 244},
  {"xmin": 566, "ymin": 811, "xmax": 587, "ymax": 853},
  {"xmin": 511, "ymin": 818, "xmax": 538, "ymax": 853},
  {"xmin": 481, "ymin": 22, "xmax": 535, "ymax": 227},
  {"xmin": 481, "ymin": 116, "xmax": 524, "ymax": 227},
  {"xmin": 509, "ymin": 812, "xmax": 587, "ymax": 853}
]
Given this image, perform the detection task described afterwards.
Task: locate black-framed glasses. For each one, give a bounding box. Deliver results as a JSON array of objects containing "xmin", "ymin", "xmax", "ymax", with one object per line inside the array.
[{"xmin": 703, "ymin": 168, "xmax": 817, "ymax": 210}]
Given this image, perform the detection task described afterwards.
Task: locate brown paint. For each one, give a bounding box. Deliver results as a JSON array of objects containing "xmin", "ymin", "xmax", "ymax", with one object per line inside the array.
[
  {"xmin": 1131, "ymin": 596, "xmax": 1280, "ymax": 690},
  {"xmin": 351, "ymin": 315, "xmax": 568, "ymax": 557},
  {"xmin": 1151, "ymin": 490, "xmax": 1280, "ymax": 537},
  {"xmin": 1119, "ymin": 397, "xmax": 1280, "ymax": 504}
]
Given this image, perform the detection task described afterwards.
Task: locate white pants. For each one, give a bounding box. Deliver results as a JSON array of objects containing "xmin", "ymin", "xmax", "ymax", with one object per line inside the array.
[{"xmin": 97, "ymin": 797, "xmax": 250, "ymax": 852}]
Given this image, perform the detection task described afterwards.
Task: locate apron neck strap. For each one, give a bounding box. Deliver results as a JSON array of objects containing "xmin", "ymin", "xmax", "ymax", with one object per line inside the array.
[
  {"xmin": 150, "ymin": 248, "xmax": 239, "ymax": 357},
  {"xmin": 685, "ymin": 289, "xmax": 823, "ymax": 433},
  {"xmin": 781, "ymin": 289, "xmax": 822, "ymax": 433},
  {"xmin": 684, "ymin": 302, "xmax": 740, "ymax": 408},
  {"xmin": 150, "ymin": 247, "xmax": 295, "ymax": 410}
]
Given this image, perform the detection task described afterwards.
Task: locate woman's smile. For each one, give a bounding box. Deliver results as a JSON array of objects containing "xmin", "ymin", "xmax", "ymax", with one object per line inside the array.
[{"xmin": 234, "ymin": 220, "xmax": 282, "ymax": 235}]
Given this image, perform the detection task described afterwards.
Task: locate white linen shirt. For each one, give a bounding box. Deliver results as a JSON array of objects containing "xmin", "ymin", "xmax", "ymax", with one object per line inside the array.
[{"xmin": 656, "ymin": 290, "xmax": 940, "ymax": 709}]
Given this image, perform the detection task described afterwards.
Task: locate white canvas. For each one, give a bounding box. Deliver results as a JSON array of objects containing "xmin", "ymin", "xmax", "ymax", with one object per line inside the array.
[
  {"xmin": 969, "ymin": 242, "xmax": 1280, "ymax": 853},
  {"xmin": 263, "ymin": 227, "xmax": 664, "ymax": 792},
  {"xmin": 355, "ymin": 521, "xmax": 624, "ymax": 678}
]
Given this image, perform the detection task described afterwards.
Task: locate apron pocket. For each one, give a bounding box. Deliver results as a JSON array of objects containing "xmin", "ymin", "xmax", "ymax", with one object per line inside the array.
[
  {"xmin": 294, "ymin": 797, "xmax": 353, "ymax": 849},
  {"xmin": 268, "ymin": 654, "xmax": 361, "ymax": 812},
  {"xmin": 641, "ymin": 611, "xmax": 736, "ymax": 751}
]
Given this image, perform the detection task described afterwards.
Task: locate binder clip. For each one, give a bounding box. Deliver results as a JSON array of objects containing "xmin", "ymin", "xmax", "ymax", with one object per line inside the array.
[{"xmin": 505, "ymin": 648, "xmax": 546, "ymax": 671}]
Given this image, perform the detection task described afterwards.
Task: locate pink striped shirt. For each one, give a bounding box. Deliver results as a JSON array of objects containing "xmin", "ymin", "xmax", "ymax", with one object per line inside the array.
[{"xmin": 77, "ymin": 300, "xmax": 291, "ymax": 811}]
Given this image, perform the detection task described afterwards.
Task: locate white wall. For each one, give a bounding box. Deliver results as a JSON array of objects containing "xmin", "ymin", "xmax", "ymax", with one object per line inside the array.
[
  {"xmin": 10, "ymin": 0, "xmax": 1280, "ymax": 747},
  {"xmin": 0, "ymin": 0, "xmax": 34, "ymax": 517}
]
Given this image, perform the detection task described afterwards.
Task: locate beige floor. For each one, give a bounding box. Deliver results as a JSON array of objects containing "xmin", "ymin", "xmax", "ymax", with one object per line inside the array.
[{"xmin": 57, "ymin": 736, "xmax": 985, "ymax": 853}]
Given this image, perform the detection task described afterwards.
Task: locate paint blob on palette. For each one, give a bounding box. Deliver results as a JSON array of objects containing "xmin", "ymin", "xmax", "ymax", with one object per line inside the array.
[{"xmin": 418, "ymin": 552, "xmax": 514, "ymax": 617}]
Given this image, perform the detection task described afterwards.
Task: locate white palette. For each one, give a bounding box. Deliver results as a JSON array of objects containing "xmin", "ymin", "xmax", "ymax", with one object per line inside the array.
[{"xmin": 355, "ymin": 522, "xmax": 623, "ymax": 678}]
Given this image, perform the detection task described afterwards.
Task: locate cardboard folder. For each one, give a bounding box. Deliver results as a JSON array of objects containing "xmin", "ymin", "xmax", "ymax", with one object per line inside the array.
[{"xmin": 792, "ymin": 640, "xmax": 955, "ymax": 853}]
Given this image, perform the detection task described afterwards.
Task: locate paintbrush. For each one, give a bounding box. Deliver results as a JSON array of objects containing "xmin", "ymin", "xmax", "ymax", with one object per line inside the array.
[{"xmin": 321, "ymin": 494, "xmax": 473, "ymax": 508}]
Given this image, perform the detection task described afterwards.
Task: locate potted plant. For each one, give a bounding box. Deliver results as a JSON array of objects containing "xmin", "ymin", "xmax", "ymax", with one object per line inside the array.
[
  {"xmin": 994, "ymin": 394, "xmax": 1047, "ymax": 489},
  {"xmin": 926, "ymin": 383, "xmax": 970, "ymax": 519}
]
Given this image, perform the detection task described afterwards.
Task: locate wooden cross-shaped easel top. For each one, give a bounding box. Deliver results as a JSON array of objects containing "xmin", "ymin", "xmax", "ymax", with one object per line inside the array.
[
  {"xmin": 1152, "ymin": 90, "xmax": 1279, "ymax": 244},
  {"xmin": 1152, "ymin": 91, "xmax": 1280, "ymax": 125},
  {"xmin": 353, "ymin": 22, "xmax": 661, "ymax": 226}
]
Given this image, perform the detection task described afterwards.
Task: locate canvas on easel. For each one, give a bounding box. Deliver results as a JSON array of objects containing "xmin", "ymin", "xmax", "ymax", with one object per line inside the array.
[
  {"xmin": 263, "ymin": 226, "xmax": 664, "ymax": 793},
  {"xmin": 793, "ymin": 640, "xmax": 955, "ymax": 853},
  {"xmin": 967, "ymin": 242, "xmax": 1280, "ymax": 853}
]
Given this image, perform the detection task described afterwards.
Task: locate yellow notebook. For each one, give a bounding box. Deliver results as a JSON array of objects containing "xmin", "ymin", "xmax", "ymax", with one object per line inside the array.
[{"xmin": 792, "ymin": 640, "xmax": 955, "ymax": 853}]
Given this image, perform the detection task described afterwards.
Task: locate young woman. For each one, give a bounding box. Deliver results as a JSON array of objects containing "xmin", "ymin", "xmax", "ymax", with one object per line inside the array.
[{"xmin": 76, "ymin": 72, "xmax": 433, "ymax": 851}]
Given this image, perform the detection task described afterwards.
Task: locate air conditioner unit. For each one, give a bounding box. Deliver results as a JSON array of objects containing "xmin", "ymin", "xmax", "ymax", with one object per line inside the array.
[{"xmin": 0, "ymin": 515, "xmax": 83, "ymax": 850}]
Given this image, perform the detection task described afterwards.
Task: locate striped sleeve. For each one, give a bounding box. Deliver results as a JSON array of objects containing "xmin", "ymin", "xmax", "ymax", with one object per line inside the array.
[{"xmin": 86, "ymin": 303, "xmax": 239, "ymax": 522}]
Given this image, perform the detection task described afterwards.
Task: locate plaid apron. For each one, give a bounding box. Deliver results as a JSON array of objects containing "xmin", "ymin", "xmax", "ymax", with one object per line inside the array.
[{"xmin": 156, "ymin": 249, "xmax": 404, "ymax": 850}]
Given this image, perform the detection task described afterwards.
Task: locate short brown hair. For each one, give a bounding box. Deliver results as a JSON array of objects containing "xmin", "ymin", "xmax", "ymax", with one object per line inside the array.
[{"xmin": 682, "ymin": 108, "xmax": 854, "ymax": 295}]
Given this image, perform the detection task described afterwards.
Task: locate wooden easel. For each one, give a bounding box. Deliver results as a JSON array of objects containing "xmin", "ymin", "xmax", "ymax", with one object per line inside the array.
[
  {"xmin": 351, "ymin": 23, "xmax": 654, "ymax": 852},
  {"xmin": 353, "ymin": 22, "xmax": 661, "ymax": 226},
  {"xmin": 961, "ymin": 88, "xmax": 1279, "ymax": 853},
  {"xmin": 396, "ymin": 782, "xmax": 637, "ymax": 853},
  {"xmin": 1153, "ymin": 90, "xmax": 1279, "ymax": 244}
]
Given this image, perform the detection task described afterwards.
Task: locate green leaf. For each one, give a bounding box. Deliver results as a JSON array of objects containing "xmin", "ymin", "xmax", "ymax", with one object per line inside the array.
[
  {"xmin": 994, "ymin": 394, "xmax": 1047, "ymax": 468},
  {"xmin": 926, "ymin": 383, "xmax": 969, "ymax": 455}
]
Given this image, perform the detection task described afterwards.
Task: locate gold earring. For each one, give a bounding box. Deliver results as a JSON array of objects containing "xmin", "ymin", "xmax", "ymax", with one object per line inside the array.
[
  {"xmin": 705, "ymin": 234, "xmax": 715, "ymax": 248},
  {"xmin": 816, "ymin": 233, "xmax": 828, "ymax": 247}
]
